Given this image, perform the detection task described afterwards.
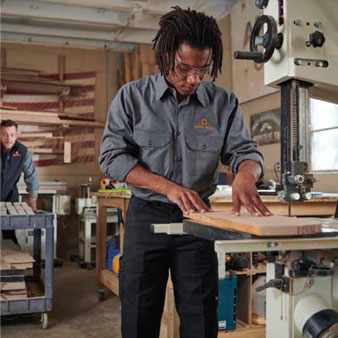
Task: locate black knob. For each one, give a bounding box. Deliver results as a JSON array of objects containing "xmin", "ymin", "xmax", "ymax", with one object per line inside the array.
[
  {"xmin": 255, "ymin": 0, "xmax": 269, "ymax": 9},
  {"xmin": 306, "ymin": 31, "xmax": 325, "ymax": 48}
]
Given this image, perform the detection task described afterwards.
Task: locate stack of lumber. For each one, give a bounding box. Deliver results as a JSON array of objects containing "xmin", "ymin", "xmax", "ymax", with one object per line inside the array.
[
  {"xmin": 0, "ymin": 240, "xmax": 35, "ymax": 301},
  {"xmin": 0, "ymin": 202, "xmax": 34, "ymax": 215},
  {"xmin": 1, "ymin": 67, "xmax": 86, "ymax": 96}
]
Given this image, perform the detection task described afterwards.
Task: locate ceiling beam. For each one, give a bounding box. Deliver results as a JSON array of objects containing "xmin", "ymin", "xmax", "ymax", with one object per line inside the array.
[
  {"xmin": 32, "ymin": 0, "xmax": 134, "ymax": 11},
  {"xmin": 34, "ymin": 0, "xmax": 204, "ymax": 16},
  {"xmin": 1, "ymin": 22, "xmax": 155, "ymax": 44},
  {"xmin": 2, "ymin": 32, "xmax": 136, "ymax": 52},
  {"xmin": 116, "ymin": 27, "xmax": 155, "ymax": 44},
  {"xmin": 2, "ymin": 0, "xmax": 161, "ymax": 30},
  {"xmin": 1, "ymin": 0, "xmax": 129, "ymax": 27}
]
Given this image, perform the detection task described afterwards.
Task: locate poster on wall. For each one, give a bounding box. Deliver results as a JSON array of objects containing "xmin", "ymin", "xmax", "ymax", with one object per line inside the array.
[{"xmin": 250, "ymin": 109, "xmax": 281, "ymax": 146}]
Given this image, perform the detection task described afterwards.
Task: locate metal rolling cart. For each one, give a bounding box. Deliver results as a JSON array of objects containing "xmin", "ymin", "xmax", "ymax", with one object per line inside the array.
[{"xmin": 0, "ymin": 203, "xmax": 54, "ymax": 329}]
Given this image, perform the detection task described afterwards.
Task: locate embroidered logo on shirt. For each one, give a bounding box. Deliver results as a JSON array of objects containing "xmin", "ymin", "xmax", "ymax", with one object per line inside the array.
[
  {"xmin": 193, "ymin": 118, "xmax": 215, "ymax": 130},
  {"xmin": 13, "ymin": 151, "xmax": 21, "ymax": 157}
]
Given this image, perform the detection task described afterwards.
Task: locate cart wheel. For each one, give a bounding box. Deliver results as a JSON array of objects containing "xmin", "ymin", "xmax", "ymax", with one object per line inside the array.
[
  {"xmin": 97, "ymin": 287, "xmax": 105, "ymax": 302},
  {"xmin": 79, "ymin": 262, "xmax": 88, "ymax": 269},
  {"xmin": 41, "ymin": 312, "xmax": 48, "ymax": 329}
]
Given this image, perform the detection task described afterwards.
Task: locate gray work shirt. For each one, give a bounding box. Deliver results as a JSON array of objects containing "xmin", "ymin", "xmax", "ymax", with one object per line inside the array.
[{"xmin": 99, "ymin": 74, "xmax": 264, "ymax": 203}]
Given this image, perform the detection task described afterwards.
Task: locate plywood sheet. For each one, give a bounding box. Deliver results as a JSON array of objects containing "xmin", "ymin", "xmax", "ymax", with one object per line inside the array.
[{"xmin": 186, "ymin": 212, "xmax": 322, "ymax": 236}]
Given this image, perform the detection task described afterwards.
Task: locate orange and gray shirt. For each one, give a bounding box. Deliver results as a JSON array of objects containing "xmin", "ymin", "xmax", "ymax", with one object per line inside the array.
[
  {"xmin": 99, "ymin": 74, "xmax": 264, "ymax": 203},
  {"xmin": 1, "ymin": 141, "xmax": 39, "ymax": 202}
]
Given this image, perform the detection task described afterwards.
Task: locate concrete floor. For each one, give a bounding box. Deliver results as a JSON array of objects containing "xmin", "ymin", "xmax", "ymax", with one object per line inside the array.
[{"xmin": 1, "ymin": 262, "xmax": 122, "ymax": 338}]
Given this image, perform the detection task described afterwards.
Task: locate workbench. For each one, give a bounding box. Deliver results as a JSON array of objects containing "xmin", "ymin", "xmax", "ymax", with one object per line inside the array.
[
  {"xmin": 94, "ymin": 191, "xmax": 337, "ymax": 336},
  {"xmin": 93, "ymin": 192, "xmax": 130, "ymax": 297},
  {"xmin": 94, "ymin": 192, "xmax": 337, "ymax": 295}
]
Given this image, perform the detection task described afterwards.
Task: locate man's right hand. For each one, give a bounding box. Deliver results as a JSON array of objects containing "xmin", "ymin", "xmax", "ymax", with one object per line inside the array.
[
  {"xmin": 125, "ymin": 164, "xmax": 211, "ymax": 215},
  {"xmin": 166, "ymin": 185, "xmax": 211, "ymax": 215}
]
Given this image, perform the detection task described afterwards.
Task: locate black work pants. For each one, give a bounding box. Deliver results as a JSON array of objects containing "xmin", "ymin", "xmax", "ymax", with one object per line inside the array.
[{"xmin": 119, "ymin": 196, "xmax": 218, "ymax": 338}]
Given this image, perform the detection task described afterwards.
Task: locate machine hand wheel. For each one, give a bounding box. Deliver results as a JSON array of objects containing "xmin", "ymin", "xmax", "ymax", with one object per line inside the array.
[{"xmin": 250, "ymin": 15, "xmax": 283, "ymax": 63}]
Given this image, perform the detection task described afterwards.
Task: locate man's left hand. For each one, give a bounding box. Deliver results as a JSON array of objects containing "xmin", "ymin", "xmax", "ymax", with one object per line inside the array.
[
  {"xmin": 28, "ymin": 198, "xmax": 37, "ymax": 211},
  {"xmin": 230, "ymin": 161, "xmax": 272, "ymax": 216}
]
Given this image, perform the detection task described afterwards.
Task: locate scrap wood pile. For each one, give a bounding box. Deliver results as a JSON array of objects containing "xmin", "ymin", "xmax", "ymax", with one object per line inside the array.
[{"xmin": 0, "ymin": 240, "xmax": 35, "ymax": 301}]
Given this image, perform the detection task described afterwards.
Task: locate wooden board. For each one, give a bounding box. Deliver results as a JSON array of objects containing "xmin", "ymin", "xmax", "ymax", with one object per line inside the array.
[
  {"xmin": 0, "ymin": 281, "xmax": 26, "ymax": 291},
  {"xmin": 186, "ymin": 212, "xmax": 322, "ymax": 236},
  {"xmin": 21, "ymin": 202, "xmax": 35, "ymax": 215},
  {"xmin": 0, "ymin": 289, "xmax": 28, "ymax": 301}
]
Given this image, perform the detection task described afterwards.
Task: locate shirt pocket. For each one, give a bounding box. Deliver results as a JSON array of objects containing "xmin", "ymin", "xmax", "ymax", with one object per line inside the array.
[
  {"xmin": 134, "ymin": 129, "xmax": 172, "ymax": 176},
  {"xmin": 185, "ymin": 132, "xmax": 224, "ymax": 184}
]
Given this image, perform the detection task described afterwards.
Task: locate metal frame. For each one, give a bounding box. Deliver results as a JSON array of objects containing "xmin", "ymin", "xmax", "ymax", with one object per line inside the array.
[
  {"xmin": 152, "ymin": 219, "xmax": 338, "ymax": 254},
  {"xmin": 18, "ymin": 192, "xmax": 58, "ymax": 259},
  {"xmin": 1, "ymin": 212, "xmax": 54, "ymax": 317},
  {"xmin": 151, "ymin": 219, "xmax": 338, "ymax": 278}
]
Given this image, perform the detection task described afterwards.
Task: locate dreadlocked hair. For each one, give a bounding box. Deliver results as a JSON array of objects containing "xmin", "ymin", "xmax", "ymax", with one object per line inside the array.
[{"xmin": 152, "ymin": 6, "xmax": 223, "ymax": 81}]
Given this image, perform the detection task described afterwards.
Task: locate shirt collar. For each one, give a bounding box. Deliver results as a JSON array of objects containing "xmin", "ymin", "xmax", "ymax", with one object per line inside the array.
[
  {"xmin": 155, "ymin": 74, "xmax": 171, "ymax": 101},
  {"xmin": 194, "ymin": 83, "xmax": 209, "ymax": 107},
  {"xmin": 155, "ymin": 74, "xmax": 209, "ymax": 107}
]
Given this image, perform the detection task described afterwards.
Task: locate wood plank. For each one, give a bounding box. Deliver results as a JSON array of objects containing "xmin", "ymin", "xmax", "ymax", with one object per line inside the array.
[
  {"xmin": 64, "ymin": 141, "xmax": 71, "ymax": 163},
  {"xmin": 13, "ymin": 202, "xmax": 27, "ymax": 215},
  {"xmin": 5, "ymin": 202, "xmax": 17, "ymax": 215},
  {"xmin": 100, "ymin": 269, "xmax": 119, "ymax": 296},
  {"xmin": 29, "ymin": 148, "xmax": 64, "ymax": 154},
  {"xmin": 0, "ymin": 281, "xmax": 26, "ymax": 291},
  {"xmin": 1, "ymin": 292, "xmax": 28, "ymax": 301},
  {"xmin": 218, "ymin": 327, "xmax": 265, "ymax": 338},
  {"xmin": 21, "ymin": 202, "xmax": 35, "ymax": 215},
  {"xmin": 2, "ymin": 250, "xmax": 35, "ymax": 264},
  {"xmin": 186, "ymin": 212, "xmax": 322, "ymax": 237},
  {"xmin": 0, "ymin": 205, "xmax": 7, "ymax": 215},
  {"xmin": 10, "ymin": 263, "xmax": 33, "ymax": 270},
  {"xmin": 18, "ymin": 132, "xmax": 54, "ymax": 138},
  {"xmin": 1, "ymin": 288, "xmax": 28, "ymax": 301},
  {"xmin": 1, "ymin": 109, "xmax": 104, "ymax": 128}
]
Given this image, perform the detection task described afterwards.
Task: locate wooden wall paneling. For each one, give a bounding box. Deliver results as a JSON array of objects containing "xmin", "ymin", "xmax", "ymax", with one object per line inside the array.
[
  {"xmin": 124, "ymin": 53, "xmax": 132, "ymax": 83},
  {"xmin": 215, "ymin": 14, "xmax": 232, "ymax": 91},
  {"xmin": 132, "ymin": 46, "xmax": 141, "ymax": 81}
]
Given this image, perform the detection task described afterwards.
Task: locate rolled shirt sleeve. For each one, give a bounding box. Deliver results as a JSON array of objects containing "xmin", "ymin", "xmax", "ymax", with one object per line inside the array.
[
  {"xmin": 22, "ymin": 151, "xmax": 39, "ymax": 194},
  {"xmin": 99, "ymin": 86, "xmax": 139, "ymax": 182},
  {"xmin": 221, "ymin": 94, "xmax": 265, "ymax": 178}
]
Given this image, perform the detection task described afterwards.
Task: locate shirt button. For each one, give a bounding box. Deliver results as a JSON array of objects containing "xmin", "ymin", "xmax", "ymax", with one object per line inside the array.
[
  {"xmin": 149, "ymin": 140, "xmax": 153, "ymax": 145},
  {"xmin": 202, "ymin": 144, "xmax": 207, "ymax": 150},
  {"xmin": 175, "ymin": 157, "xmax": 182, "ymax": 162},
  {"xmin": 177, "ymin": 131, "xmax": 181, "ymax": 136}
]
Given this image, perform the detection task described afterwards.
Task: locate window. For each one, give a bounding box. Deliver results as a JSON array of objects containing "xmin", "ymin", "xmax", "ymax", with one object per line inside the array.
[{"xmin": 310, "ymin": 98, "xmax": 338, "ymax": 171}]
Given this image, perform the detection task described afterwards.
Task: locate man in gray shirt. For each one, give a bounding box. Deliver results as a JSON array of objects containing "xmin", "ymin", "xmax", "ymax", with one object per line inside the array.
[
  {"xmin": 1, "ymin": 119, "xmax": 39, "ymax": 243},
  {"xmin": 100, "ymin": 7, "xmax": 271, "ymax": 338}
]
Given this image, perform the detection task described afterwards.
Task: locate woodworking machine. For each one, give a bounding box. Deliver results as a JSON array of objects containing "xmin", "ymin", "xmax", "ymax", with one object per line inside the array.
[
  {"xmin": 235, "ymin": 1, "xmax": 338, "ymax": 336},
  {"xmin": 235, "ymin": 0, "xmax": 338, "ymax": 202},
  {"xmin": 152, "ymin": 219, "xmax": 338, "ymax": 338},
  {"xmin": 153, "ymin": 1, "xmax": 338, "ymax": 337}
]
